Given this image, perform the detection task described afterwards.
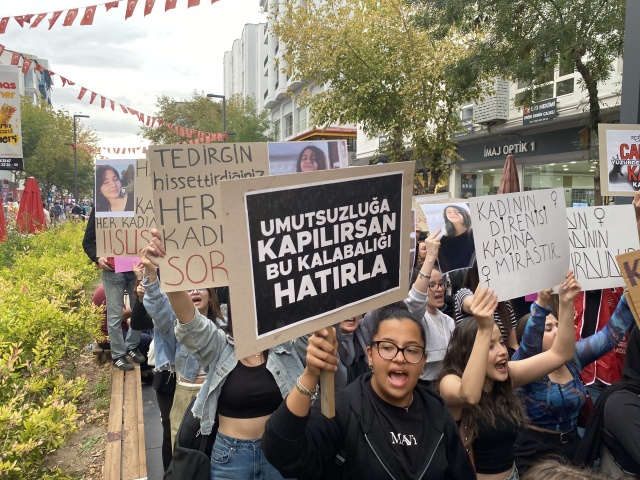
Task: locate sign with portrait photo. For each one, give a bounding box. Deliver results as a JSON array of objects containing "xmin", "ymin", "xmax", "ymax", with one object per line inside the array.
[
  {"xmin": 94, "ymin": 159, "xmax": 136, "ymax": 218},
  {"xmin": 599, "ymin": 123, "xmax": 640, "ymax": 197},
  {"xmin": 267, "ymin": 140, "xmax": 348, "ymax": 176},
  {"xmin": 220, "ymin": 163, "xmax": 415, "ymax": 358},
  {"xmin": 469, "ymin": 188, "xmax": 570, "ymax": 301}
]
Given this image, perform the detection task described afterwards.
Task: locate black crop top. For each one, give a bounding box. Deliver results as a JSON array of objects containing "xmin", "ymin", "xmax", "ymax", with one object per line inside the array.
[
  {"xmin": 217, "ymin": 360, "xmax": 282, "ymax": 418},
  {"xmin": 472, "ymin": 416, "xmax": 520, "ymax": 474}
]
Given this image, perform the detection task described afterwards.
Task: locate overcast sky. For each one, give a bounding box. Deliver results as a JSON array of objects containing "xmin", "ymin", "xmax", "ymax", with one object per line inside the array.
[{"xmin": 1, "ymin": 0, "xmax": 266, "ymax": 154}]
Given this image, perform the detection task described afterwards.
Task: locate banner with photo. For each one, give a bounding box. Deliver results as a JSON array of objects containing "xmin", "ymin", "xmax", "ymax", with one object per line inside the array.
[
  {"xmin": 599, "ymin": 123, "xmax": 640, "ymax": 197},
  {"xmin": 96, "ymin": 158, "xmax": 156, "ymax": 258},
  {"xmin": 0, "ymin": 65, "xmax": 22, "ymax": 170},
  {"xmin": 147, "ymin": 140, "xmax": 349, "ymax": 291},
  {"xmin": 220, "ymin": 163, "xmax": 415, "ymax": 358},
  {"xmin": 267, "ymin": 140, "xmax": 348, "ymax": 175}
]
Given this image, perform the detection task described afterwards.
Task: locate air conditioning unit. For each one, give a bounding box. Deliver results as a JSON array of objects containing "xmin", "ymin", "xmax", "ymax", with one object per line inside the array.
[{"xmin": 474, "ymin": 79, "xmax": 510, "ymax": 125}]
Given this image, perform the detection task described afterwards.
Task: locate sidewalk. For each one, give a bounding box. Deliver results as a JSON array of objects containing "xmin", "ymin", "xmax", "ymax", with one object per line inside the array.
[{"xmin": 142, "ymin": 384, "xmax": 164, "ymax": 480}]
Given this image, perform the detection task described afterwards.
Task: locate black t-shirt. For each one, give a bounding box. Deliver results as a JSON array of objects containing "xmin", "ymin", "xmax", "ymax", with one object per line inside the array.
[
  {"xmin": 603, "ymin": 390, "xmax": 640, "ymax": 475},
  {"xmin": 367, "ymin": 383, "xmax": 426, "ymax": 478}
]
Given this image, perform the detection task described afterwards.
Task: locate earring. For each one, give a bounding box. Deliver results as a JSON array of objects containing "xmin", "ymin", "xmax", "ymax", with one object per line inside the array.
[{"xmin": 368, "ymin": 363, "xmax": 374, "ymax": 372}]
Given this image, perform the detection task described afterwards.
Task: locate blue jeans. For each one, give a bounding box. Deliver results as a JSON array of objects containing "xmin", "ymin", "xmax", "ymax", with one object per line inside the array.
[
  {"xmin": 211, "ymin": 431, "xmax": 286, "ymax": 480},
  {"xmin": 102, "ymin": 269, "xmax": 140, "ymax": 358}
]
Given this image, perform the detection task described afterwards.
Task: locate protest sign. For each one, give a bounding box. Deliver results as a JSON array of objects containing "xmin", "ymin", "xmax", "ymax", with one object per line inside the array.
[
  {"xmin": 412, "ymin": 192, "xmax": 451, "ymax": 229},
  {"xmin": 0, "ymin": 66, "xmax": 23, "ymax": 170},
  {"xmin": 96, "ymin": 159, "xmax": 156, "ymax": 257},
  {"xmin": 617, "ymin": 250, "xmax": 640, "ymax": 327},
  {"xmin": 568, "ymin": 205, "xmax": 639, "ymax": 290},
  {"xmin": 267, "ymin": 140, "xmax": 348, "ymax": 175},
  {"xmin": 94, "ymin": 159, "xmax": 136, "ymax": 218},
  {"xmin": 220, "ymin": 162, "xmax": 415, "ymax": 358},
  {"xmin": 599, "ymin": 124, "xmax": 640, "ymax": 197},
  {"xmin": 469, "ymin": 188, "xmax": 570, "ymax": 301},
  {"xmin": 148, "ymin": 141, "xmax": 349, "ymax": 291}
]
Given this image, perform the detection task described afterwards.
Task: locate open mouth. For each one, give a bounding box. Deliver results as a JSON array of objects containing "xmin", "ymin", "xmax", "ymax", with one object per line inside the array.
[
  {"xmin": 191, "ymin": 295, "xmax": 203, "ymax": 308},
  {"xmin": 388, "ymin": 370, "xmax": 408, "ymax": 388},
  {"xmin": 495, "ymin": 361, "xmax": 508, "ymax": 375}
]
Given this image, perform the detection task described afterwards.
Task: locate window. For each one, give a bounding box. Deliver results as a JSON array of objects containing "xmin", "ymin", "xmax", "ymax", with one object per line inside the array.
[
  {"xmin": 296, "ymin": 107, "xmax": 307, "ymax": 133},
  {"xmin": 514, "ymin": 61, "xmax": 575, "ymax": 105},
  {"xmin": 284, "ymin": 114, "xmax": 293, "ymax": 137},
  {"xmin": 273, "ymin": 120, "xmax": 281, "ymax": 141}
]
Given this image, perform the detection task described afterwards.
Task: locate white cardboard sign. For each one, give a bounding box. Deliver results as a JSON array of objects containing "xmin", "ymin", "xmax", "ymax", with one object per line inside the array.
[
  {"xmin": 567, "ymin": 205, "xmax": 639, "ymax": 291},
  {"xmin": 469, "ymin": 188, "xmax": 570, "ymax": 300}
]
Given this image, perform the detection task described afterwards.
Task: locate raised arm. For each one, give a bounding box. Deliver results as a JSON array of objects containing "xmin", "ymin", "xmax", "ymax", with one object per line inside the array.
[
  {"xmin": 509, "ymin": 271, "xmax": 580, "ymax": 387},
  {"xmin": 439, "ymin": 287, "xmax": 498, "ymax": 418},
  {"xmin": 405, "ymin": 229, "xmax": 441, "ymax": 317},
  {"xmin": 511, "ymin": 289, "xmax": 553, "ymax": 361}
]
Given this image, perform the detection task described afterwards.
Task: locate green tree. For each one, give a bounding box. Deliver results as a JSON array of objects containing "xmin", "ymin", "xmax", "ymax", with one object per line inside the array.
[
  {"xmin": 270, "ymin": 0, "xmax": 484, "ymax": 193},
  {"xmin": 19, "ymin": 97, "xmax": 97, "ymax": 199},
  {"xmin": 419, "ymin": 0, "xmax": 626, "ymax": 203},
  {"xmin": 140, "ymin": 91, "xmax": 274, "ymax": 144}
]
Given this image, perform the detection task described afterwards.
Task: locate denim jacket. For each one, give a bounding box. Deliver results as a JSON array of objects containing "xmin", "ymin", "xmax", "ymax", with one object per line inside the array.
[
  {"xmin": 175, "ymin": 308, "xmax": 305, "ymax": 436},
  {"xmin": 141, "ymin": 278, "xmax": 203, "ymax": 381}
]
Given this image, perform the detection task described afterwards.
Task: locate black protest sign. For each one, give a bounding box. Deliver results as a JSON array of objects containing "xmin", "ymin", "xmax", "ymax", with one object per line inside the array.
[{"xmin": 220, "ymin": 163, "xmax": 414, "ymax": 358}]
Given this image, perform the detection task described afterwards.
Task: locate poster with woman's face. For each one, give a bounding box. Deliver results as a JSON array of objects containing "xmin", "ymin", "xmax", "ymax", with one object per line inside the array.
[
  {"xmin": 267, "ymin": 140, "xmax": 349, "ymax": 176},
  {"xmin": 94, "ymin": 159, "xmax": 136, "ymax": 218},
  {"xmin": 420, "ymin": 202, "xmax": 475, "ymax": 274}
]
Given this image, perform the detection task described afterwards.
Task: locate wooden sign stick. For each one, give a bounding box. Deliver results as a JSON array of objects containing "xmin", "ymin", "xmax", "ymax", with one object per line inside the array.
[
  {"xmin": 617, "ymin": 250, "xmax": 640, "ymax": 329},
  {"xmin": 320, "ymin": 327, "xmax": 336, "ymax": 419}
]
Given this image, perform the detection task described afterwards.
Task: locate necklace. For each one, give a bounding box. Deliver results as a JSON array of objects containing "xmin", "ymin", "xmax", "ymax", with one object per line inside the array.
[{"xmin": 402, "ymin": 394, "xmax": 414, "ymax": 413}]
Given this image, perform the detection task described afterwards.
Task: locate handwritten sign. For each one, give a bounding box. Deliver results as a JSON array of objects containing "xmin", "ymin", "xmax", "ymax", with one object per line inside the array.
[
  {"xmin": 148, "ymin": 142, "xmax": 270, "ymax": 291},
  {"xmin": 599, "ymin": 123, "xmax": 640, "ymax": 197},
  {"xmin": 0, "ymin": 65, "xmax": 23, "ymax": 170},
  {"xmin": 617, "ymin": 250, "xmax": 640, "ymax": 327},
  {"xmin": 220, "ymin": 163, "xmax": 414, "ymax": 358},
  {"xmin": 469, "ymin": 188, "xmax": 570, "ymax": 301},
  {"xmin": 96, "ymin": 159, "xmax": 156, "ymax": 257},
  {"xmin": 568, "ymin": 205, "xmax": 639, "ymax": 290}
]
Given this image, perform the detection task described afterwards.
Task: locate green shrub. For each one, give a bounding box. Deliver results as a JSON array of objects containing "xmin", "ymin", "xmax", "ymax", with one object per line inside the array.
[{"xmin": 0, "ymin": 222, "xmax": 101, "ymax": 479}]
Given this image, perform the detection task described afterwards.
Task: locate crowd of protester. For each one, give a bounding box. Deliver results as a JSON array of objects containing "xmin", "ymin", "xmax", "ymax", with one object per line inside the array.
[{"xmin": 80, "ymin": 191, "xmax": 640, "ymax": 480}]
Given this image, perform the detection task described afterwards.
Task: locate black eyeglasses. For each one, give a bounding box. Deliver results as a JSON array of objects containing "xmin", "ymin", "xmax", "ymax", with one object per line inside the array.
[
  {"xmin": 427, "ymin": 282, "xmax": 449, "ymax": 292},
  {"xmin": 186, "ymin": 288, "xmax": 207, "ymax": 294},
  {"xmin": 372, "ymin": 341, "xmax": 426, "ymax": 364}
]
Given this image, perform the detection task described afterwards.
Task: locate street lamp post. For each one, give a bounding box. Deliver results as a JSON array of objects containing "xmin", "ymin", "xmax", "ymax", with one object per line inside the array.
[
  {"xmin": 73, "ymin": 114, "xmax": 89, "ymax": 202},
  {"xmin": 206, "ymin": 93, "xmax": 226, "ymax": 142}
]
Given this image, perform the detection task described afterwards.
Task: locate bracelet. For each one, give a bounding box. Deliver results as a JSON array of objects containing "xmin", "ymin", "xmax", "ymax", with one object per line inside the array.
[
  {"xmin": 295, "ymin": 377, "xmax": 319, "ymax": 402},
  {"xmin": 418, "ymin": 271, "xmax": 431, "ymax": 279}
]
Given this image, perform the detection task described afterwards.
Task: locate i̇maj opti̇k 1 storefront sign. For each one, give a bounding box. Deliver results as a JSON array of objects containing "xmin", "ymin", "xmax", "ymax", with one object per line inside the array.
[
  {"xmin": 523, "ymin": 98, "xmax": 558, "ymax": 126},
  {"xmin": 0, "ymin": 66, "xmax": 23, "ymax": 171}
]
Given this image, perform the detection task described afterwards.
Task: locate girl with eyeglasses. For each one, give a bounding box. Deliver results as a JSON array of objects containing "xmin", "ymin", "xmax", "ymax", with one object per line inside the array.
[
  {"xmin": 262, "ymin": 304, "xmax": 475, "ymax": 479},
  {"xmin": 437, "ymin": 272, "xmax": 580, "ymax": 480},
  {"xmin": 144, "ymin": 231, "xmax": 305, "ymax": 480}
]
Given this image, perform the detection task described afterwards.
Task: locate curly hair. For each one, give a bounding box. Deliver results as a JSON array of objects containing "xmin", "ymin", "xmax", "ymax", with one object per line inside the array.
[
  {"xmin": 443, "ymin": 205, "xmax": 472, "ymax": 237},
  {"xmin": 435, "ymin": 317, "xmax": 527, "ymax": 446}
]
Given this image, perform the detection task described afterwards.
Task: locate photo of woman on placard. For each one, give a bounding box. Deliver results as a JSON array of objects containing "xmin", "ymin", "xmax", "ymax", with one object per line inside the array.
[
  {"xmin": 439, "ymin": 204, "xmax": 475, "ymax": 273},
  {"xmin": 296, "ymin": 145, "xmax": 329, "ymax": 172},
  {"xmin": 95, "ymin": 163, "xmax": 135, "ymax": 218}
]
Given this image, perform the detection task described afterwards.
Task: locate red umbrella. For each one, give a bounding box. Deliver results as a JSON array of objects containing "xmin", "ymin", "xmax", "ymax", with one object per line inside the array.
[
  {"xmin": 0, "ymin": 201, "xmax": 6, "ymax": 242},
  {"xmin": 498, "ymin": 154, "xmax": 520, "ymax": 194},
  {"xmin": 16, "ymin": 177, "xmax": 45, "ymax": 234}
]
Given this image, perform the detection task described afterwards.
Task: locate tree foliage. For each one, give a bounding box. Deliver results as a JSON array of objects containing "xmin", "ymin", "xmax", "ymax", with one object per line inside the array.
[
  {"xmin": 19, "ymin": 97, "xmax": 97, "ymax": 199},
  {"xmin": 417, "ymin": 0, "xmax": 626, "ymax": 203},
  {"xmin": 270, "ymin": 0, "xmax": 484, "ymax": 192},
  {"xmin": 140, "ymin": 91, "xmax": 274, "ymax": 144}
]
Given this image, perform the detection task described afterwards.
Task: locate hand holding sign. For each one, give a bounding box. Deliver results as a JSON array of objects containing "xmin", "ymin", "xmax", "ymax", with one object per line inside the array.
[
  {"xmin": 424, "ymin": 228, "xmax": 442, "ymax": 262},
  {"xmin": 469, "ymin": 286, "xmax": 498, "ymax": 331},
  {"xmin": 558, "ymin": 270, "xmax": 581, "ymax": 306},
  {"xmin": 144, "ymin": 228, "xmax": 166, "ymax": 269}
]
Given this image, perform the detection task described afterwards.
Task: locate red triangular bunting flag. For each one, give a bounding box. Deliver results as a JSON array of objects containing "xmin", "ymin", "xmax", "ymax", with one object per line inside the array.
[
  {"xmin": 34, "ymin": 64, "xmax": 44, "ymax": 72},
  {"xmin": 63, "ymin": 9, "xmax": 79, "ymax": 27},
  {"xmin": 100, "ymin": 96, "xmax": 106, "ymax": 108},
  {"xmin": 110, "ymin": 100, "xmax": 115, "ymax": 111},
  {"xmin": 180, "ymin": 127, "xmax": 186, "ymax": 136},
  {"xmin": 127, "ymin": 107, "xmax": 138, "ymax": 115},
  {"xmin": 48, "ymin": 70, "xmax": 56, "ymax": 76},
  {"xmin": 145, "ymin": 116, "xmax": 151, "ymax": 126},
  {"xmin": 31, "ymin": 14, "xmax": 46, "ymax": 28},
  {"xmin": 188, "ymin": 0, "xmax": 201, "ymax": 7},
  {"xmin": 23, "ymin": 14, "xmax": 34, "ymax": 24},
  {"xmin": 212, "ymin": 0, "xmax": 219, "ymax": 4},
  {"xmin": 67, "ymin": 79, "xmax": 75, "ymax": 86},
  {"xmin": 78, "ymin": 87, "xmax": 88, "ymax": 100},
  {"xmin": 157, "ymin": 119, "xmax": 163, "ymax": 126},
  {"xmin": 144, "ymin": 0, "xmax": 156, "ymax": 16},
  {"xmin": 165, "ymin": 0, "xmax": 177, "ymax": 11},
  {"xmin": 186, "ymin": 129, "xmax": 193, "ymax": 138},
  {"xmin": 174, "ymin": 125, "xmax": 179, "ymax": 134},
  {"xmin": 49, "ymin": 11, "xmax": 63, "ymax": 30},
  {"xmin": 115, "ymin": 148, "xmax": 121, "ymax": 154},
  {"xmin": 0, "ymin": 18, "xmax": 9, "ymax": 34},
  {"xmin": 10, "ymin": 52, "xmax": 20, "ymax": 66},
  {"xmin": 89, "ymin": 92, "xmax": 98, "ymax": 104},
  {"xmin": 14, "ymin": 16, "xmax": 26, "ymax": 28},
  {"xmin": 21, "ymin": 58, "xmax": 32, "ymax": 74},
  {"xmin": 138, "ymin": 113, "xmax": 144, "ymax": 122},
  {"xmin": 80, "ymin": 6, "xmax": 97, "ymax": 26},
  {"xmin": 61, "ymin": 77, "xmax": 69, "ymax": 86},
  {"xmin": 125, "ymin": 0, "xmax": 139, "ymax": 19},
  {"xmin": 105, "ymin": 1, "xmax": 119, "ymax": 11},
  {"xmin": 216, "ymin": 133, "xmax": 223, "ymax": 142},
  {"xmin": 0, "ymin": 45, "xmax": 4, "ymax": 56},
  {"xmin": 120, "ymin": 104, "xmax": 128, "ymax": 114}
]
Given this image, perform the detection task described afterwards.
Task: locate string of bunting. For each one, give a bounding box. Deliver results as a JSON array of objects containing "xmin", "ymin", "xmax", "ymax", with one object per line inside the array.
[
  {"xmin": 0, "ymin": 44, "xmax": 228, "ymax": 143},
  {"xmin": 0, "ymin": 0, "xmax": 221, "ymax": 35}
]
